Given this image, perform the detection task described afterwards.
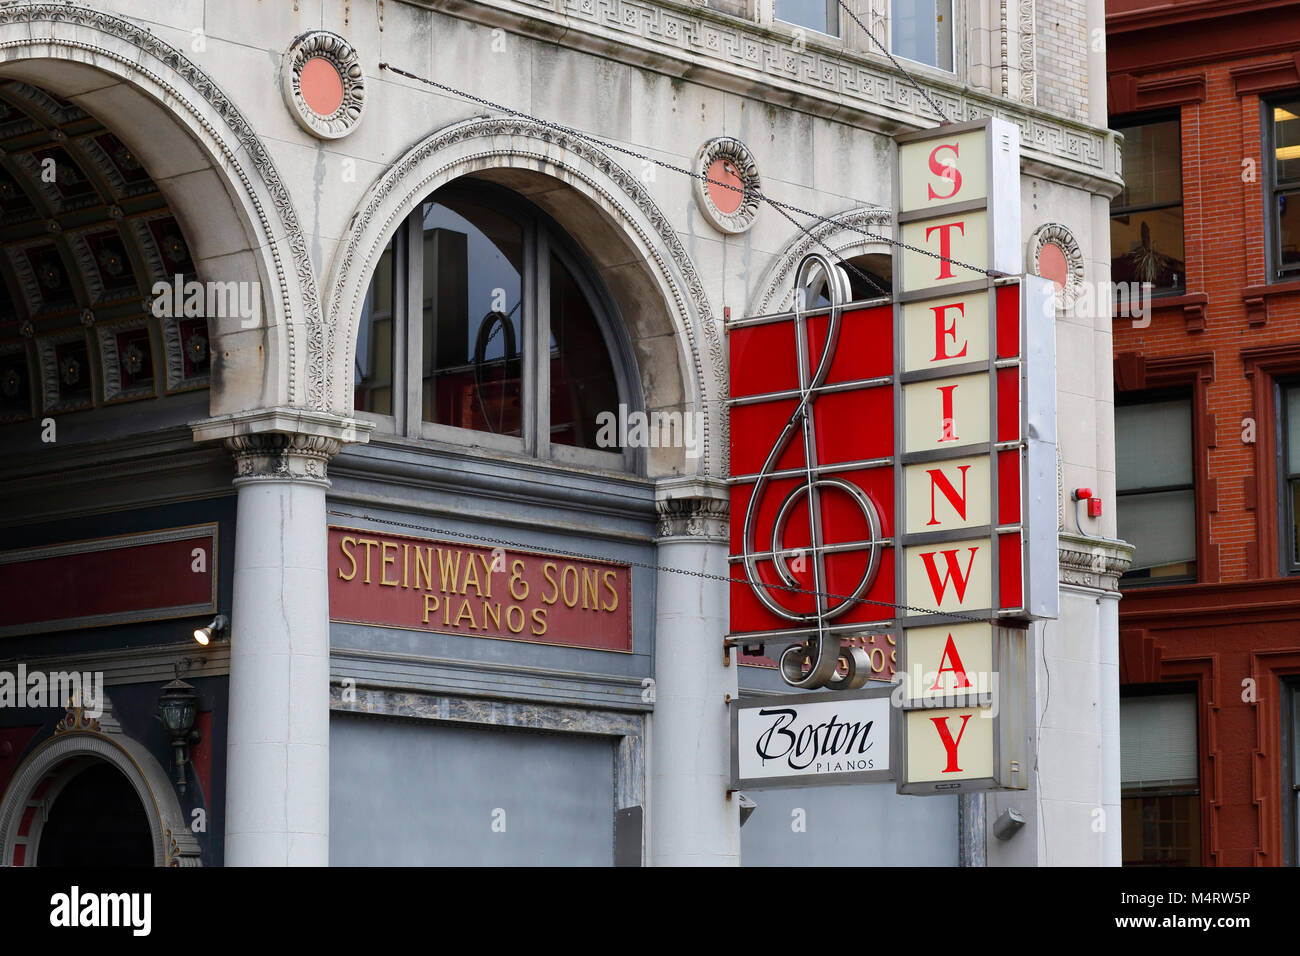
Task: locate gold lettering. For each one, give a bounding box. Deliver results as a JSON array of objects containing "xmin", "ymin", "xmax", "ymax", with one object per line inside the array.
[
  {"xmin": 482, "ymin": 601, "xmax": 501, "ymax": 631},
  {"xmin": 541, "ymin": 562, "xmax": 559, "ymax": 605},
  {"xmin": 476, "ymin": 552, "xmax": 494, "ymax": 599},
  {"xmin": 415, "ymin": 547, "xmax": 434, "ymax": 591},
  {"xmin": 403, "ymin": 543, "xmax": 410, "ymax": 588},
  {"xmin": 442, "ymin": 597, "xmax": 451, "ymax": 626},
  {"xmin": 359, "ymin": 538, "xmax": 380, "ymax": 584},
  {"xmin": 582, "ymin": 567, "xmax": 600, "ymax": 610},
  {"xmin": 338, "ymin": 536, "xmax": 358, "ymax": 581},
  {"xmin": 381, "ymin": 542, "xmax": 399, "ymax": 587},
  {"xmin": 561, "ymin": 565, "xmax": 579, "ymax": 608},
  {"xmin": 454, "ymin": 598, "xmax": 477, "ymax": 630},
  {"xmin": 422, "ymin": 593, "xmax": 439, "ymax": 623},
  {"xmin": 509, "ymin": 559, "xmax": 529, "ymax": 600},
  {"xmin": 506, "ymin": 604, "xmax": 525, "ymax": 633},
  {"xmin": 531, "ymin": 607, "xmax": 548, "ymax": 636},
  {"xmin": 438, "ymin": 548, "xmax": 462, "ymax": 594},
  {"xmin": 602, "ymin": 570, "xmax": 619, "ymax": 612},
  {"xmin": 462, "ymin": 556, "xmax": 482, "ymax": 597}
]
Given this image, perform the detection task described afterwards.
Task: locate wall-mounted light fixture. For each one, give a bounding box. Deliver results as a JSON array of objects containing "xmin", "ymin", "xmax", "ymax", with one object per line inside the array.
[
  {"xmin": 192, "ymin": 614, "xmax": 228, "ymax": 646},
  {"xmin": 157, "ymin": 676, "xmax": 201, "ymax": 795}
]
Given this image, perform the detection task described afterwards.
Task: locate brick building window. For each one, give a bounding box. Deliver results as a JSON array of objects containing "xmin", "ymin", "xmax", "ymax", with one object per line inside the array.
[
  {"xmin": 1111, "ymin": 116, "xmax": 1185, "ymax": 294},
  {"xmin": 1116, "ymin": 393, "xmax": 1197, "ymax": 583},
  {"xmin": 1121, "ymin": 689, "xmax": 1202, "ymax": 866},
  {"xmin": 890, "ymin": 0, "xmax": 954, "ymax": 71},
  {"xmin": 775, "ymin": 0, "xmax": 839, "ymax": 37},
  {"xmin": 1279, "ymin": 383, "xmax": 1300, "ymax": 572},
  {"xmin": 1266, "ymin": 95, "xmax": 1300, "ymax": 281}
]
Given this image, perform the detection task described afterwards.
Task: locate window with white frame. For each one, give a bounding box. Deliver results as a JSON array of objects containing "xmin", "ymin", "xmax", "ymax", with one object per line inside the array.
[
  {"xmin": 774, "ymin": 0, "xmax": 840, "ymax": 37},
  {"xmin": 355, "ymin": 180, "xmax": 634, "ymax": 471},
  {"xmin": 890, "ymin": 0, "xmax": 954, "ymax": 71}
]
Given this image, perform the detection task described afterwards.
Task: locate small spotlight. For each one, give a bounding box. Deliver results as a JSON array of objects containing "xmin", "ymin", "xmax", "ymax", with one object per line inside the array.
[{"xmin": 193, "ymin": 614, "xmax": 229, "ymax": 646}]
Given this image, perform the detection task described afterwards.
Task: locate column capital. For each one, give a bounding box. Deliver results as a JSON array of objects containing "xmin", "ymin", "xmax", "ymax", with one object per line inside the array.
[
  {"xmin": 654, "ymin": 476, "xmax": 729, "ymax": 541},
  {"xmin": 191, "ymin": 406, "xmax": 374, "ymax": 487},
  {"xmin": 1058, "ymin": 532, "xmax": 1136, "ymax": 592}
]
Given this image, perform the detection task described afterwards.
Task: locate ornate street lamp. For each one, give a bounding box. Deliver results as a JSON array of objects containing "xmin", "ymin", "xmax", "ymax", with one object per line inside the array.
[{"xmin": 157, "ymin": 677, "xmax": 201, "ymax": 795}]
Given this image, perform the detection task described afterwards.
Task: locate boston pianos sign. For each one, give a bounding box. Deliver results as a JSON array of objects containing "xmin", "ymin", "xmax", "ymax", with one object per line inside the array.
[{"xmin": 727, "ymin": 117, "xmax": 1057, "ymax": 793}]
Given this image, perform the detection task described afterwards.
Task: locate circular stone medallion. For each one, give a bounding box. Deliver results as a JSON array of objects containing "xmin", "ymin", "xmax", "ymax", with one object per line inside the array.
[
  {"xmin": 282, "ymin": 31, "xmax": 366, "ymax": 140},
  {"xmin": 693, "ymin": 137, "xmax": 761, "ymax": 235}
]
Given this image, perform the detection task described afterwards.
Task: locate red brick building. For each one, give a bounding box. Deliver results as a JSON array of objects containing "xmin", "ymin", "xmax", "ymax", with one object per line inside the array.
[{"xmin": 1107, "ymin": 0, "xmax": 1300, "ymax": 866}]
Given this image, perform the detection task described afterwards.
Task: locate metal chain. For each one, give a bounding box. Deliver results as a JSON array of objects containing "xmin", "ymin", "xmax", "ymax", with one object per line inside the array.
[
  {"xmin": 378, "ymin": 64, "xmax": 993, "ymax": 280},
  {"xmin": 327, "ymin": 508, "xmax": 995, "ymax": 625}
]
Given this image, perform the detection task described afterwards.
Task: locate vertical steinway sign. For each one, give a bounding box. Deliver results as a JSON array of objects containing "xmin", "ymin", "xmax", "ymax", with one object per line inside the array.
[
  {"xmin": 726, "ymin": 117, "xmax": 1057, "ymax": 796},
  {"xmin": 893, "ymin": 117, "xmax": 1056, "ymax": 795}
]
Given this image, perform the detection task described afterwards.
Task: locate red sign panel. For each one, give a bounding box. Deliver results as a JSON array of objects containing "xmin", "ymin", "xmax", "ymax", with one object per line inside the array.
[
  {"xmin": 328, "ymin": 527, "xmax": 633, "ymax": 652},
  {"xmin": 0, "ymin": 524, "xmax": 218, "ymax": 636}
]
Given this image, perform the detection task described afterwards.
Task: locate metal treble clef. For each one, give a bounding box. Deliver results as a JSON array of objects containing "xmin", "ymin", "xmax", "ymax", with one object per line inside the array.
[{"xmin": 741, "ymin": 253, "xmax": 884, "ymax": 691}]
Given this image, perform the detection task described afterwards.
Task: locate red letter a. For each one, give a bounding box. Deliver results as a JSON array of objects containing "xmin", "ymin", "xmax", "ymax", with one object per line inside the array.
[{"xmin": 930, "ymin": 634, "xmax": 973, "ymax": 690}]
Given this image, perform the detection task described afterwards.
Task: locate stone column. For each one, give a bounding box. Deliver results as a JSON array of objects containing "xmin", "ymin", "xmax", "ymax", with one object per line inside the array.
[
  {"xmin": 194, "ymin": 409, "xmax": 370, "ymax": 866},
  {"xmin": 649, "ymin": 477, "xmax": 739, "ymax": 866}
]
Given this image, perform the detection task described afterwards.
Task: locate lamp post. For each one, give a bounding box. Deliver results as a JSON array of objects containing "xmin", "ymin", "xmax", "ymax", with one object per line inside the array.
[{"xmin": 157, "ymin": 678, "xmax": 201, "ymax": 795}]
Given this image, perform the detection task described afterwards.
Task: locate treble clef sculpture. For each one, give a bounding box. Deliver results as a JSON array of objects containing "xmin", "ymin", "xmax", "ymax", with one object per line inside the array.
[{"xmin": 741, "ymin": 253, "xmax": 884, "ymax": 691}]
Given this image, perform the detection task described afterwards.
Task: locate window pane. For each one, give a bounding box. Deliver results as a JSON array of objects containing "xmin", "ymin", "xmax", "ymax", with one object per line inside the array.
[
  {"xmin": 890, "ymin": 0, "xmax": 954, "ymax": 71},
  {"xmin": 1117, "ymin": 489, "xmax": 1196, "ymax": 577},
  {"xmin": 355, "ymin": 239, "xmax": 394, "ymax": 416},
  {"xmin": 1277, "ymin": 188, "xmax": 1300, "ymax": 272},
  {"xmin": 1274, "ymin": 100, "xmax": 1300, "ymax": 184},
  {"xmin": 420, "ymin": 197, "xmax": 524, "ymax": 437},
  {"xmin": 1115, "ymin": 399, "xmax": 1193, "ymax": 490},
  {"xmin": 1110, "ymin": 206, "xmax": 1184, "ymax": 291},
  {"xmin": 549, "ymin": 252, "xmax": 620, "ymax": 451},
  {"xmin": 1116, "ymin": 120, "xmax": 1182, "ymax": 209},
  {"xmin": 1291, "ymin": 479, "xmax": 1300, "ymax": 566},
  {"xmin": 775, "ymin": 0, "xmax": 836, "ymax": 36},
  {"xmin": 1121, "ymin": 694, "xmax": 1199, "ymax": 789},
  {"xmin": 1121, "ymin": 794, "xmax": 1200, "ymax": 866},
  {"xmin": 1288, "ymin": 388, "xmax": 1300, "ymax": 474}
]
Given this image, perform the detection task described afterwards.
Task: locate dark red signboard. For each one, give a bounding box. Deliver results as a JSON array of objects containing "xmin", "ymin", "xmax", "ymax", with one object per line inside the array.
[
  {"xmin": 328, "ymin": 526, "xmax": 633, "ymax": 652},
  {"xmin": 0, "ymin": 524, "xmax": 217, "ymax": 636}
]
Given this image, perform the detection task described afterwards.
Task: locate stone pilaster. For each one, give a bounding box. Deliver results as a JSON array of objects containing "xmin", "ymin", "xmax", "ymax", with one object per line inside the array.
[{"xmin": 649, "ymin": 477, "xmax": 739, "ymax": 866}]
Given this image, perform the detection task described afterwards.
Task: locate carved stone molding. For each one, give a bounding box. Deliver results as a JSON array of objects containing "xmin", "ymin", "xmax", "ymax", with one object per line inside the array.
[
  {"xmin": 0, "ymin": 697, "xmax": 201, "ymax": 867},
  {"xmin": 1058, "ymin": 532, "xmax": 1135, "ymax": 592},
  {"xmin": 655, "ymin": 477, "xmax": 729, "ymax": 540},
  {"xmin": 692, "ymin": 136, "xmax": 761, "ymax": 234},
  {"xmin": 281, "ymin": 30, "xmax": 367, "ymax": 140},
  {"xmin": 0, "ymin": 3, "xmax": 326, "ymax": 408},
  {"xmin": 1026, "ymin": 221, "xmax": 1085, "ymax": 310},
  {"xmin": 326, "ymin": 115, "xmax": 725, "ymax": 472},
  {"xmin": 1018, "ymin": 0, "xmax": 1036, "ymax": 105},
  {"xmin": 751, "ymin": 206, "xmax": 894, "ymax": 315},
  {"xmin": 226, "ymin": 432, "xmax": 342, "ymax": 486}
]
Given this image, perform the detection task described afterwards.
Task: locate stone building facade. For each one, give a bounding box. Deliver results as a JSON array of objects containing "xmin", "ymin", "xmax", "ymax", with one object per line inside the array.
[{"xmin": 0, "ymin": 0, "xmax": 1122, "ymax": 865}]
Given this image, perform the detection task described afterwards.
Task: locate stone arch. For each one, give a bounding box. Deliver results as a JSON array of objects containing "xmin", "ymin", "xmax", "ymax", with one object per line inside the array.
[
  {"xmin": 751, "ymin": 206, "xmax": 895, "ymax": 315},
  {"xmin": 0, "ymin": 705, "xmax": 200, "ymax": 867},
  {"xmin": 0, "ymin": 2, "xmax": 322, "ymax": 413},
  {"xmin": 325, "ymin": 116, "xmax": 725, "ymax": 478}
]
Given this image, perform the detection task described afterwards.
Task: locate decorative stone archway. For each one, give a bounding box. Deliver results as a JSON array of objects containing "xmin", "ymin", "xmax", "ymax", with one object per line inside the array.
[
  {"xmin": 324, "ymin": 116, "xmax": 725, "ymax": 478},
  {"xmin": 750, "ymin": 206, "xmax": 895, "ymax": 316},
  {"xmin": 0, "ymin": 705, "xmax": 200, "ymax": 867},
  {"xmin": 0, "ymin": 2, "xmax": 323, "ymax": 413}
]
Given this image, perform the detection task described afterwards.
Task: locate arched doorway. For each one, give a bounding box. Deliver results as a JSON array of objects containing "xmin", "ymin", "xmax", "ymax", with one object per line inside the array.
[{"xmin": 35, "ymin": 761, "xmax": 153, "ymax": 867}]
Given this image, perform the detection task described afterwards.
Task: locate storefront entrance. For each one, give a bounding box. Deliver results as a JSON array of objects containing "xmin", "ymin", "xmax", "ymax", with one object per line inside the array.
[{"xmin": 36, "ymin": 762, "xmax": 153, "ymax": 867}]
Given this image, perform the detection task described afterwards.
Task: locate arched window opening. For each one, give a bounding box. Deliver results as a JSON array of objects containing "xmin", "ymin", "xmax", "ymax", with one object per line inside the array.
[{"xmin": 356, "ymin": 180, "xmax": 634, "ymax": 471}]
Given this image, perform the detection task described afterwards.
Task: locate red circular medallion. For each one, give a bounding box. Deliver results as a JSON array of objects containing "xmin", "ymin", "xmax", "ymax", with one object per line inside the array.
[
  {"xmin": 1037, "ymin": 240, "xmax": 1069, "ymax": 292},
  {"xmin": 706, "ymin": 158, "xmax": 744, "ymax": 215},
  {"xmin": 300, "ymin": 57, "xmax": 344, "ymax": 116}
]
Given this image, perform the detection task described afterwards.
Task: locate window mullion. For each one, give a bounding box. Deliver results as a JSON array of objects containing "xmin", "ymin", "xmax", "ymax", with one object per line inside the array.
[
  {"xmin": 533, "ymin": 225, "xmax": 551, "ymax": 460},
  {"xmin": 404, "ymin": 210, "xmax": 424, "ymax": 438}
]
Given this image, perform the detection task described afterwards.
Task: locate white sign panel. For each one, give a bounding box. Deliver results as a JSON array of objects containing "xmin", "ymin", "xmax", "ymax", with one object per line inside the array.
[{"xmin": 730, "ymin": 687, "xmax": 895, "ymax": 790}]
